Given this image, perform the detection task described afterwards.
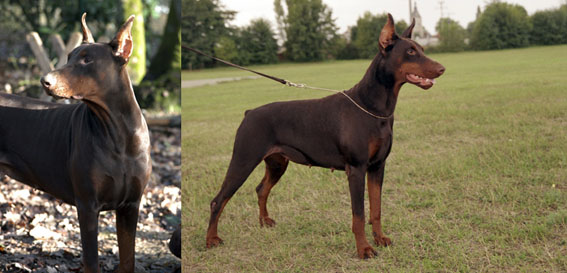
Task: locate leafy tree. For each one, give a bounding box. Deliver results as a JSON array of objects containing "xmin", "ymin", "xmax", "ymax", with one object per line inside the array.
[
  {"xmin": 395, "ymin": 20, "xmax": 409, "ymax": 36},
  {"xmin": 335, "ymin": 37, "xmax": 358, "ymax": 60},
  {"xmin": 138, "ymin": 0, "xmax": 181, "ymax": 111},
  {"xmin": 274, "ymin": 0, "xmax": 287, "ymax": 42},
  {"xmin": 238, "ymin": 19, "xmax": 278, "ymax": 65},
  {"xmin": 435, "ymin": 18, "xmax": 467, "ymax": 52},
  {"xmin": 352, "ymin": 12, "xmax": 386, "ymax": 59},
  {"xmin": 349, "ymin": 12, "xmax": 409, "ymax": 59},
  {"xmin": 470, "ymin": 2, "xmax": 532, "ymax": 50},
  {"xmin": 0, "ymin": 0, "xmax": 121, "ymax": 39},
  {"xmin": 530, "ymin": 6, "xmax": 567, "ymax": 45},
  {"xmin": 181, "ymin": 0, "xmax": 235, "ymax": 69},
  {"xmin": 144, "ymin": 0, "xmax": 181, "ymax": 81},
  {"xmin": 274, "ymin": 0, "xmax": 338, "ymax": 62},
  {"xmin": 214, "ymin": 35, "xmax": 239, "ymax": 63}
]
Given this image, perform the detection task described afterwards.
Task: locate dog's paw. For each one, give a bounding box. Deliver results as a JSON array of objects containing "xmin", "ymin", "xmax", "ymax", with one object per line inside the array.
[
  {"xmin": 373, "ymin": 234, "xmax": 392, "ymax": 247},
  {"xmin": 259, "ymin": 217, "xmax": 276, "ymax": 227},
  {"xmin": 357, "ymin": 246, "xmax": 378, "ymax": 259},
  {"xmin": 206, "ymin": 236, "xmax": 223, "ymax": 248}
]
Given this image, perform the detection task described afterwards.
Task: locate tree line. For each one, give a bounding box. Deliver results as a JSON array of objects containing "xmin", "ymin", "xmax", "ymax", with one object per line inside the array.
[{"xmin": 182, "ymin": 0, "xmax": 567, "ymax": 69}]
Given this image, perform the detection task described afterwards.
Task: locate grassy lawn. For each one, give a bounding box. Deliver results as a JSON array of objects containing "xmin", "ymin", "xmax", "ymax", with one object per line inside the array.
[{"xmin": 182, "ymin": 45, "xmax": 567, "ymax": 272}]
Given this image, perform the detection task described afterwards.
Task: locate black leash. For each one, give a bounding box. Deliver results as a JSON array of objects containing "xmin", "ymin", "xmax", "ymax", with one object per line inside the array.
[
  {"xmin": 182, "ymin": 45, "xmax": 288, "ymax": 85},
  {"xmin": 182, "ymin": 44, "xmax": 393, "ymax": 120}
]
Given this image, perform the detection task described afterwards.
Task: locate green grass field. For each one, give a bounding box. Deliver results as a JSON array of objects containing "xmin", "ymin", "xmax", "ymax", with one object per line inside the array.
[{"xmin": 182, "ymin": 45, "xmax": 567, "ymax": 272}]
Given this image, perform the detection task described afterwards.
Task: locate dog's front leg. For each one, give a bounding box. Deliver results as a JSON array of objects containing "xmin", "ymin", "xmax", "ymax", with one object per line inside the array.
[
  {"xmin": 367, "ymin": 163, "xmax": 392, "ymax": 247},
  {"xmin": 77, "ymin": 202, "xmax": 101, "ymax": 273},
  {"xmin": 116, "ymin": 202, "xmax": 141, "ymax": 273},
  {"xmin": 347, "ymin": 165, "xmax": 377, "ymax": 259}
]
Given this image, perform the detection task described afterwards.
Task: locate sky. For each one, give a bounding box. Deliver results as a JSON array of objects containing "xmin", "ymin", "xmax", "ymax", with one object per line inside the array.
[{"xmin": 221, "ymin": 0, "xmax": 565, "ymax": 35}]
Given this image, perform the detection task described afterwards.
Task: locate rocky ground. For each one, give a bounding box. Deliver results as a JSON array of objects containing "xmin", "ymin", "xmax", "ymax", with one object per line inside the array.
[{"xmin": 0, "ymin": 126, "xmax": 181, "ymax": 273}]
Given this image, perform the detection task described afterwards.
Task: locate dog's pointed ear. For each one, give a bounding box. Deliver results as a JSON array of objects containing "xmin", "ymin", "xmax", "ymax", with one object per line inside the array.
[
  {"xmin": 110, "ymin": 15, "xmax": 135, "ymax": 63},
  {"xmin": 379, "ymin": 13, "xmax": 398, "ymax": 55},
  {"xmin": 81, "ymin": 13, "xmax": 95, "ymax": 44},
  {"xmin": 402, "ymin": 18, "xmax": 415, "ymax": 38}
]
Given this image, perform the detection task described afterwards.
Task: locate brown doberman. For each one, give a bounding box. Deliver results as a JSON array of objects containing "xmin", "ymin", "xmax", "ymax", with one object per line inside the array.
[
  {"xmin": 206, "ymin": 14, "xmax": 445, "ymax": 259},
  {"xmin": 0, "ymin": 14, "xmax": 151, "ymax": 272}
]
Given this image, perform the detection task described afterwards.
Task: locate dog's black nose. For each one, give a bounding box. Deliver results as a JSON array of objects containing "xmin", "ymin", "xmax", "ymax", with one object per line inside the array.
[
  {"xmin": 41, "ymin": 73, "xmax": 57, "ymax": 89},
  {"xmin": 437, "ymin": 65, "xmax": 446, "ymax": 76},
  {"xmin": 40, "ymin": 77, "xmax": 50, "ymax": 88}
]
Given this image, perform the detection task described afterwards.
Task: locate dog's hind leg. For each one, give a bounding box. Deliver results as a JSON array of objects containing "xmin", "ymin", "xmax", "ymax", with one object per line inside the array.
[{"xmin": 256, "ymin": 154, "xmax": 289, "ymax": 227}]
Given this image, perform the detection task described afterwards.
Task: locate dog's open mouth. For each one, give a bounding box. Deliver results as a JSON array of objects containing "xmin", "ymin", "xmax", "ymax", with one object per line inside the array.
[{"xmin": 406, "ymin": 73, "xmax": 436, "ymax": 89}]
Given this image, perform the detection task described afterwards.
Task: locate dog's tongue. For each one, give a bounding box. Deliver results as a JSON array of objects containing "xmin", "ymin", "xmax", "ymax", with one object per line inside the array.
[{"xmin": 408, "ymin": 74, "xmax": 435, "ymax": 86}]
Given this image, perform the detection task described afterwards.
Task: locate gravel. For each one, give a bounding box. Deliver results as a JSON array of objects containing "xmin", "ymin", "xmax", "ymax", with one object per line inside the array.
[{"xmin": 0, "ymin": 127, "xmax": 181, "ymax": 273}]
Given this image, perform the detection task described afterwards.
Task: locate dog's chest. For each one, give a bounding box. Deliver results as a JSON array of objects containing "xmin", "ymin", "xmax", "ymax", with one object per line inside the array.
[{"xmin": 367, "ymin": 132, "xmax": 392, "ymax": 166}]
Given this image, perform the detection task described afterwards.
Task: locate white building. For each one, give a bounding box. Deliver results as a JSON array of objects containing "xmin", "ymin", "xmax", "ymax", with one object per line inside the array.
[{"xmin": 409, "ymin": 0, "xmax": 439, "ymax": 47}]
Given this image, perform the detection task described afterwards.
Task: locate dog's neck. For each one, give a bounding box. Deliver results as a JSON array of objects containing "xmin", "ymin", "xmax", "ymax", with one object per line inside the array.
[
  {"xmin": 346, "ymin": 54, "xmax": 400, "ymax": 118},
  {"xmin": 82, "ymin": 69, "xmax": 147, "ymax": 145}
]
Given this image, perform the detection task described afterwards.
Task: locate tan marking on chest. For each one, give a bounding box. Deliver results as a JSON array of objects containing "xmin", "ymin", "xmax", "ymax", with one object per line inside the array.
[{"xmin": 368, "ymin": 138, "xmax": 382, "ymax": 160}]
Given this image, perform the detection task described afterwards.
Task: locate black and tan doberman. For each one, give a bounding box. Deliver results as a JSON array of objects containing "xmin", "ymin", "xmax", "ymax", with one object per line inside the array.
[
  {"xmin": 0, "ymin": 14, "xmax": 151, "ymax": 272},
  {"xmin": 206, "ymin": 14, "xmax": 445, "ymax": 258}
]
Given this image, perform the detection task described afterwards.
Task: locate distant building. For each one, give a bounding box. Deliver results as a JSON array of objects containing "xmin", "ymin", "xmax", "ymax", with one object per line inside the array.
[{"xmin": 409, "ymin": 0, "xmax": 439, "ymax": 47}]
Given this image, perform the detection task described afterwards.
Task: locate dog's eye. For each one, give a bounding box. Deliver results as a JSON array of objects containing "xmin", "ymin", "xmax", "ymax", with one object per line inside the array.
[
  {"xmin": 407, "ymin": 49, "xmax": 416, "ymax": 55},
  {"xmin": 80, "ymin": 56, "xmax": 93, "ymax": 65}
]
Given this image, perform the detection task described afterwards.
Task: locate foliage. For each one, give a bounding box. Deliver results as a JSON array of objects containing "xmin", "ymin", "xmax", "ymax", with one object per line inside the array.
[
  {"xmin": 530, "ymin": 5, "xmax": 567, "ymax": 45},
  {"xmin": 351, "ymin": 12, "xmax": 387, "ymax": 59},
  {"xmin": 145, "ymin": 0, "xmax": 181, "ymax": 80},
  {"xmin": 348, "ymin": 12, "xmax": 408, "ymax": 59},
  {"xmin": 181, "ymin": 0, "xmax": 235, "ymax": 69},
  {"xmin": 276, "ymin": 0, "xmax": 339, "ymax": 62},
  {"xmin": 0, "ymin": 0, "xmax": 121, "ymax": 39},
  {"xmin": 395, "ymin": 20, "xmax": 409, "ymax": 35},
  {"xmin": 435, "ymin": 18, "xmax": 467, "ymax": 52},
  {"xmin": 470, "ymin": 2, "xmax": 532, "ymax": 50},
  {"xmin": 336, "ymin": 40, "xmax": 359, "ymax": 60},
  {"xmin": 237, "ymin": 19, "xmax": 279, "ymax": 65},
  {"xmin": 214, "ymin": 35, "xmax": 239, "ymax": 64},
  {"xmin": 140, "ymin": 0, "xmax": 181, "ymax": 111},
  {"xmin": 350, "ymin": 12, "xmax": 407, "ymax": 59},
  {"xmin": 274, "ymin": 0, "xmax": 287, "ymax": 43}
]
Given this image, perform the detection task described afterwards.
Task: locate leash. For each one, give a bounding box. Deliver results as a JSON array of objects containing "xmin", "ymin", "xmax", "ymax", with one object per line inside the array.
[{"xmin": 182, "ymin": 44, "xmax": 393, "ymax": 120}]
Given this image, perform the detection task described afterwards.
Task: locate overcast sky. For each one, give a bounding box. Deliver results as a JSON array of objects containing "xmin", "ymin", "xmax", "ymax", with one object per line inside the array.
[{"xmin": 221, "ymin": 0, "xmax": 565, "ymax": 34}]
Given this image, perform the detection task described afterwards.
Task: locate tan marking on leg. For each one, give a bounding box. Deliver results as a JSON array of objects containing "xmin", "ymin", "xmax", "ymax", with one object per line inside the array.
[
  {"xmin": 368, "ymin": 174, "xmax": 392, "ymax": 247},
  {"xmin": 352, "ymin": 215, "xmax": 377, "ymax": 259},
  {"xmin": 206, "ymin": 197, "xmax": 230, "ymax": 248}
]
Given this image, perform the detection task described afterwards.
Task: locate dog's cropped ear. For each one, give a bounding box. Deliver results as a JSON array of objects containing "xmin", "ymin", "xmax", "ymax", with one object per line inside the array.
[
  {"xmin": 110, "ymin": 15, "xmax": 135, "ymax": 63},
  {"xmin": 81, "ymin": 13, "xmax": 95, "ymax": 44},
  {"xmin": 379, "ymin": 13, "xmax": 398, "ymax": 55},
  {"xmin": 402, "ymin": 18, "xmax": 415, "ymax": 39}
]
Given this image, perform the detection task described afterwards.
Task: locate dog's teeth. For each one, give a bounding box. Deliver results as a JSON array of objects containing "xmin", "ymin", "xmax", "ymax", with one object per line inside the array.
[{"xmin": 425, "ymin": 79, "xmax": 430, "ymax": 83}]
